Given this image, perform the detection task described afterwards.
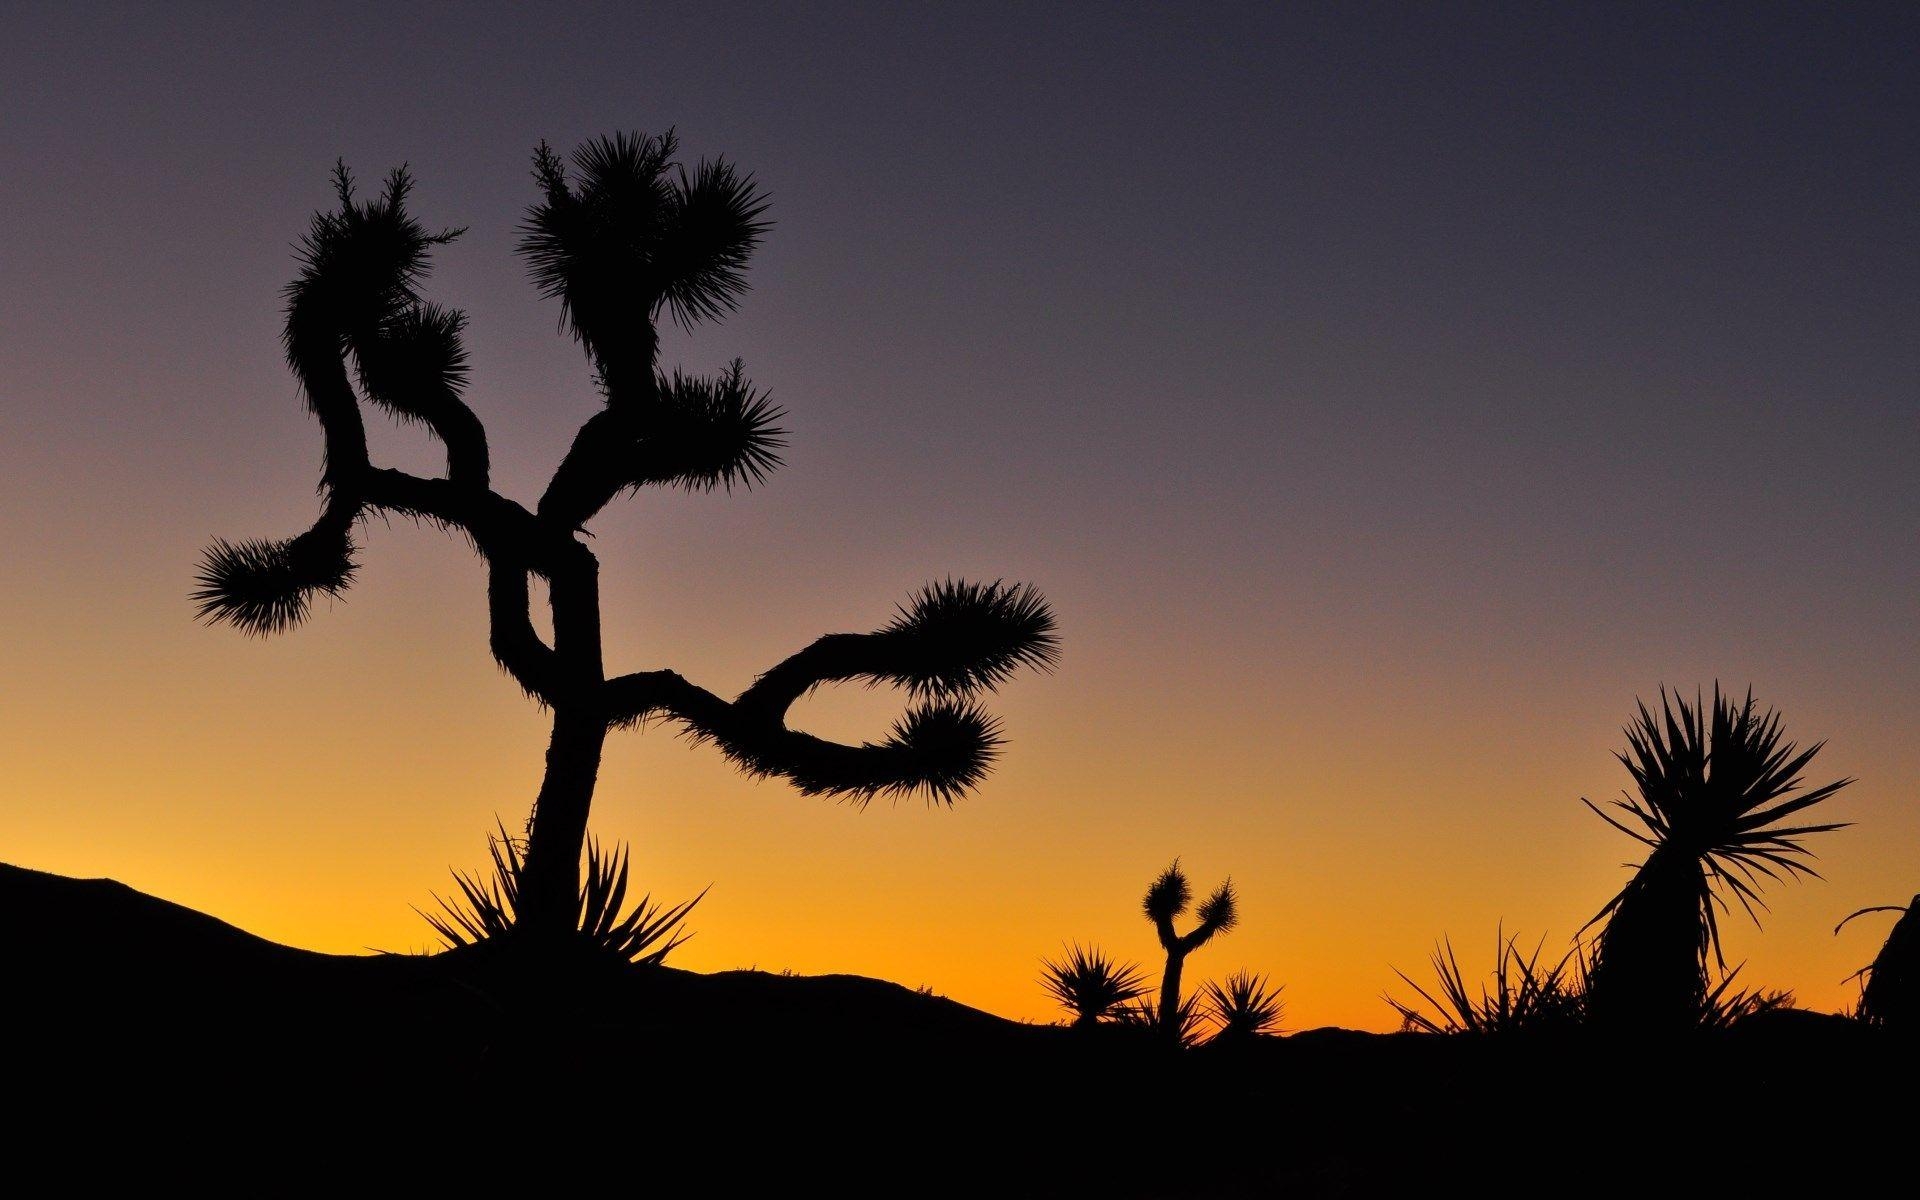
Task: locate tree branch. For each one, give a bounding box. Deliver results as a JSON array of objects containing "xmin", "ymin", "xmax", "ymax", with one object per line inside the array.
[
  {"xmin": 601, "ymin": 665, "xmax": 1002, "ymax": 805},
  {"xmin": 486, "ymin": 561, "xmax": 563, "ymax": 705},
  {"xmin": 537, "ymin": 406, "xmax": 646, "ymax": 532}
]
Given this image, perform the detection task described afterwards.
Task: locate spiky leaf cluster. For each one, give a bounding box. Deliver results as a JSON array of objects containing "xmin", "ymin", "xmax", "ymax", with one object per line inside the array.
[
  {"xmin": 352, "ymin": 302, "xmax": 471, "ymax": 426},
  {"xmin": 1203, "ymin": 970, "xmax": 1285, "ymax": 1041},
  {"xmin": 421, "ymin": 822, "xmax": 702, "ymax": 966},
  {"xmin": 1143, "ymin": 860, "xmax": 1237, "ymax": 949},
  {"xmin": 1040, "ymin": 944, "xmax": 1149, "ymax": 1026},
  {"xmin": 1387, "ymin": 931, "xmax": 1583, "ymax": 1036},
  {"xmin": 634, "ymin": 360, "xmax": 786, "ymax": 492},
  {"xmin": 874, "ymin": 579, "xmax": 1062, "ymax": 699},
  {"xmin": 1115, "ymin": 994, "xmax": 1206, "ymax": 1048},
  {"xmin": 758, "ymin": 700, "xmax": 1003, "ymax": 806},
  {"xmin": 1143, "ymin": 861, "xmax": 1193, "ymax": 926},
  {"xmin": 1584, "ymin": 686, "xmax": 1852, "ymax": 969},
  {"xmin": 192, "ymin": 530, "xmax": 356, "ymax": 636},
  {"xmin": 518, "ymin": 129, "xmax": 770, "ymax": 363},
  {"xmin": 287, "ymin": 163, "xmax": 463, "ymax": 363}
]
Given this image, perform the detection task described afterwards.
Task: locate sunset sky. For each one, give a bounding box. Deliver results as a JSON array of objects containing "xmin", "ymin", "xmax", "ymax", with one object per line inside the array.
[{"xmin": 2, "ymin": 4, "xmax": 1915, "ymax": 1031}]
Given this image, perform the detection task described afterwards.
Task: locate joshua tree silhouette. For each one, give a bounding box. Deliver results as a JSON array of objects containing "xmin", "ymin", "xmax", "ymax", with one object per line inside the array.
[
  {"xmin": 194, "ymin": 131, "xmax": 1058, "ymax": 938},
  {"xmin": 1142, "ymin": 859, "xmax": 1236, "ymax": 1042},
  {"xmin": 1578, "ymin": 687, "xmax": 1850, "ymax": 1030}
]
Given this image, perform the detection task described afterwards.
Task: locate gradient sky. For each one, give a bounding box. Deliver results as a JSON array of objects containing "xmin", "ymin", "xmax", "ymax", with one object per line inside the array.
[{"xmin": 2, "ymin": 3, "xmax": 1915, "ymax": 1031}]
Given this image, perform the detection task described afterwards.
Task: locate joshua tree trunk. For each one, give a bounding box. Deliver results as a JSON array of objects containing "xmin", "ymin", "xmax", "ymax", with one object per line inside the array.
[
  {"xmin": 517, "ymin": 708, "xmax": 610, "ymax": 936},
  {"xmin": 1157, "ymin": 949, "xmax": 1187, "ymax": 1041},
  {"xmin": 1585, "ymin": 845, "xmax": 1708, "ymax": 1031},
  {"xmin": 512, "ymin": 534, "xmax": 607, "ymax": 939}
]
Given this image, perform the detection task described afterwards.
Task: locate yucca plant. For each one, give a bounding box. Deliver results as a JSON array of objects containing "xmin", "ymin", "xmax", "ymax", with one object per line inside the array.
[
  {"xmin": 192, "ymin": 130, "xmax": 1058, "ymax": 937},
  {"xmin": 1387, "ymin": 930, "xmax": 1582, "ymax": 1035},
  {"xmin": 1115, "ymin": 994, "xmax": 1206, "ymax": 1048},
  {"xmin": 1835, "ymin": 897, "xmax": 1920, "ymax": 1029},
  {"xmin": 1142, "ymin": 859, "xmax": 1237, "ymax": 1045},
  {"xmin": 1202, "ymin": 970, "xmax": 1285, "ymax": 1043},
  {"xmin": 423, "ymin": 821, "xmax": 704, "ymax": 966},
  {"xmin": 1696, "ymin": 964, "xmax": 1793, "ymax": 1030},
  {"xmin": 1578, "ymin": 687, "xmax": 1851, "ymax": 1032},
  {"xmin": 1039, "ymin": 944, "xmax": 1149, "ymax": 1028}
]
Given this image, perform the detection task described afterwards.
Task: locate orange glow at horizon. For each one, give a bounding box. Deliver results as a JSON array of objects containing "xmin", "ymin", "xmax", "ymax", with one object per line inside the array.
[
  {"xmin": 4, "ymin": 5, "xmax": 1916, "ymax": 1038},
  {"xmin": 3, "ymin": 487, "xmax": 1909, "ymax": 1032}
]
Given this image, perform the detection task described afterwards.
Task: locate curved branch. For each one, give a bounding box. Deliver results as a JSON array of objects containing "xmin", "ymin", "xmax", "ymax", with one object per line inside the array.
[
  {"xmin": 193, "ymin": 297, "xmax": 369, "ymax": 635},
  {"xmin": 537, "ymin": 360, "xmax": 786, "ymax": 530},
  {"xmin": 360, "ymin": 468, "xmax": 586, "ymax": 705},
  {"xmin": 487, "ymin": 562, "xmax": 563, "ymax": 705},
  {"xmin": 600, "ymin": 579, "xmax": 1054, "ymax": 804},
  {"xmin": 361, "ymin": 468, "xmax": 532, "ymax": 548},
  {"xmin": 538, "ymin": 407, "xmax": 645, "ymax": 532},
  {"xmin": 737, "ymin": 580, "xmax": 1059, "ymax": 716},
  {"xmin": 602, "ymin": 666, "xmax": 1001, "ymax": 805},
  {"xmin": 349, "ymin": 303, "xmax": 491, "ymax": 488},
  {"xmin": 197, "ymin": 164, "xmax": 468, "ymax": 634}
]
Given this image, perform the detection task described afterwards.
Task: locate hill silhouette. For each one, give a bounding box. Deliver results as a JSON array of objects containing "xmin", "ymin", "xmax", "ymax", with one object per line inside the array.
[{"xmin": 3, "ymin": 863, "xmax": 1906, "ymax": 1194}]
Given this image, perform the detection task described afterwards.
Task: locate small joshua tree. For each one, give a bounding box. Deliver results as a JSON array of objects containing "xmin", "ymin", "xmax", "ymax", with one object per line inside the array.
[
  {"xmin": 1142, "ymin": 859, "xmax": 1237, "ymax": 1042},
  {"xmin": 194, "ymin": 131, "xmax": 1058, "ymax": 940}
]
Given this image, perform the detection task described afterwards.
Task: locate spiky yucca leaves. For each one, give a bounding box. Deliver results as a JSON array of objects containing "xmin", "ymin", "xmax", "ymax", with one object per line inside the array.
[
  {"xmin": 681, "ymin": 696, "xmax": 1005, "ymax": 806},
  {"xmin": 288, "ymin": 163, "xmax": 463, "ymax": 348},
  {"xmin": 352, "ymin": 303, "xmax": 471, "ymax": 424},
  {"xmin": 1387, "ymin": 931, "xmax": 1583, "ymax": 1035},
  {"xmin": 673, "ymin": 578, "xmax": 1057, "ymax": 805},
  {"xmin": 1580, "ymin": 687, "xmax": 1852, "ymax": 1032},
  {"xmin": 849, "ymin": 700, "xmax": 1002, "ymax": 804},
  {"xmin": 1836, "ymin": 898, "xmax": 1920, "ymax": 1028},
  {"xmin": 633, "ymin": 360, "xmax": 786, "ymax": 492},
  {"xmin": 1142, "ymin": 860, "xmax": 1238, "ymax": 1045},
  {"xmin": 422, "ymin": 822, "xmax": 703, "ymax": 966},
  {"xmin": 519, "ymin": 130, "xmax": 769, "ymax": 371},
  {"xmin": 723, "ymin": 580, "xmax": 1060, "ymax": 717},
  {"xmin": 1040, "ymin": 944, "xmax": 1150, "ymax": 1028},
  {"xmin": 878, "ymin": 581, "xmax": 1063, "ymax": 699},
  {"xmin": 1115, "ymin": 994, "xmax": 1207, "ymax": 1048},
  {"xmin": 192, "ymin": 530, "xmax": 357, "ymax": 636},
  {"xmin": 1203, "ymin": 971, "xmax": 1285, "ymax": 1043},
  {"xmin": 1696, "ymin": 965, "xmax": 1794, "ymax": 1030}
]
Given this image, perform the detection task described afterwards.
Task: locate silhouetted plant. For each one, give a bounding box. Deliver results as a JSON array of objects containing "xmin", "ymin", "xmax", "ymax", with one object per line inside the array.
[
  {"xmin": 1577, "ymin": 687, "xmax": 1851, "ymax": 1032},
  {"xmin": 421, "ymin": 821, "xmax": 704, "ymax": 965},
  {"xmin": 1386, "ymin": 930, "xmax": 1582, "ymax": 1035},
  {"xmin": 1115, "ymin": 993, "xmax": 1206, "ymax": 1048},
  {"xmin": 1696, "ymin": 964, "xmax": 1793, "ymax": 1030},
  {"xmin": 1202, "ymin": 970, "xmax": 1284, "ymax": 1043},
  {"xmin": 1142, "ymin": 859, "xmax": 1237, "ymax": 1043},
  {"xmin": 1835, "ymin": 897, "xmax": 1920, "ymax": 1028},
  {"xmin": 193, "ymin": 132, "xmax": 1058, "ymax": 938},
  {"xmin": 1039, "ymin": 943, "xmax": 1149, "ymax": 1028}
]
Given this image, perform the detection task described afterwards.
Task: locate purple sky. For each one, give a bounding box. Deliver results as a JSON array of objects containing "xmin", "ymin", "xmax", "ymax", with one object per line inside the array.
[{"xmin": 1, "ymin": 3, "xmax": 1915, "ymax": 1026}]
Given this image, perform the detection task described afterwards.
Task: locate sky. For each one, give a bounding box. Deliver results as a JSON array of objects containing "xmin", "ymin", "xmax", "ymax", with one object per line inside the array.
[{"xmin": 1, "ymin": 2, "xmax": 1915, "ymax": 1031}]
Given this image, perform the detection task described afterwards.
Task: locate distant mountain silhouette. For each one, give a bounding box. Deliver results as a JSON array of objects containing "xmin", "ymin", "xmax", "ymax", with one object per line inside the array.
[{"xmin": 3, "ymin": 863, "xmax": 1905, "ymax": 1193}]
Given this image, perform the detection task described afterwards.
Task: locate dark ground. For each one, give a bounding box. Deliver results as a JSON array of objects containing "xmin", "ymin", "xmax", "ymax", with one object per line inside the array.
[{"xmin": 1, "ymin": 863, "xmax": 1908, "ymax": 1194}]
